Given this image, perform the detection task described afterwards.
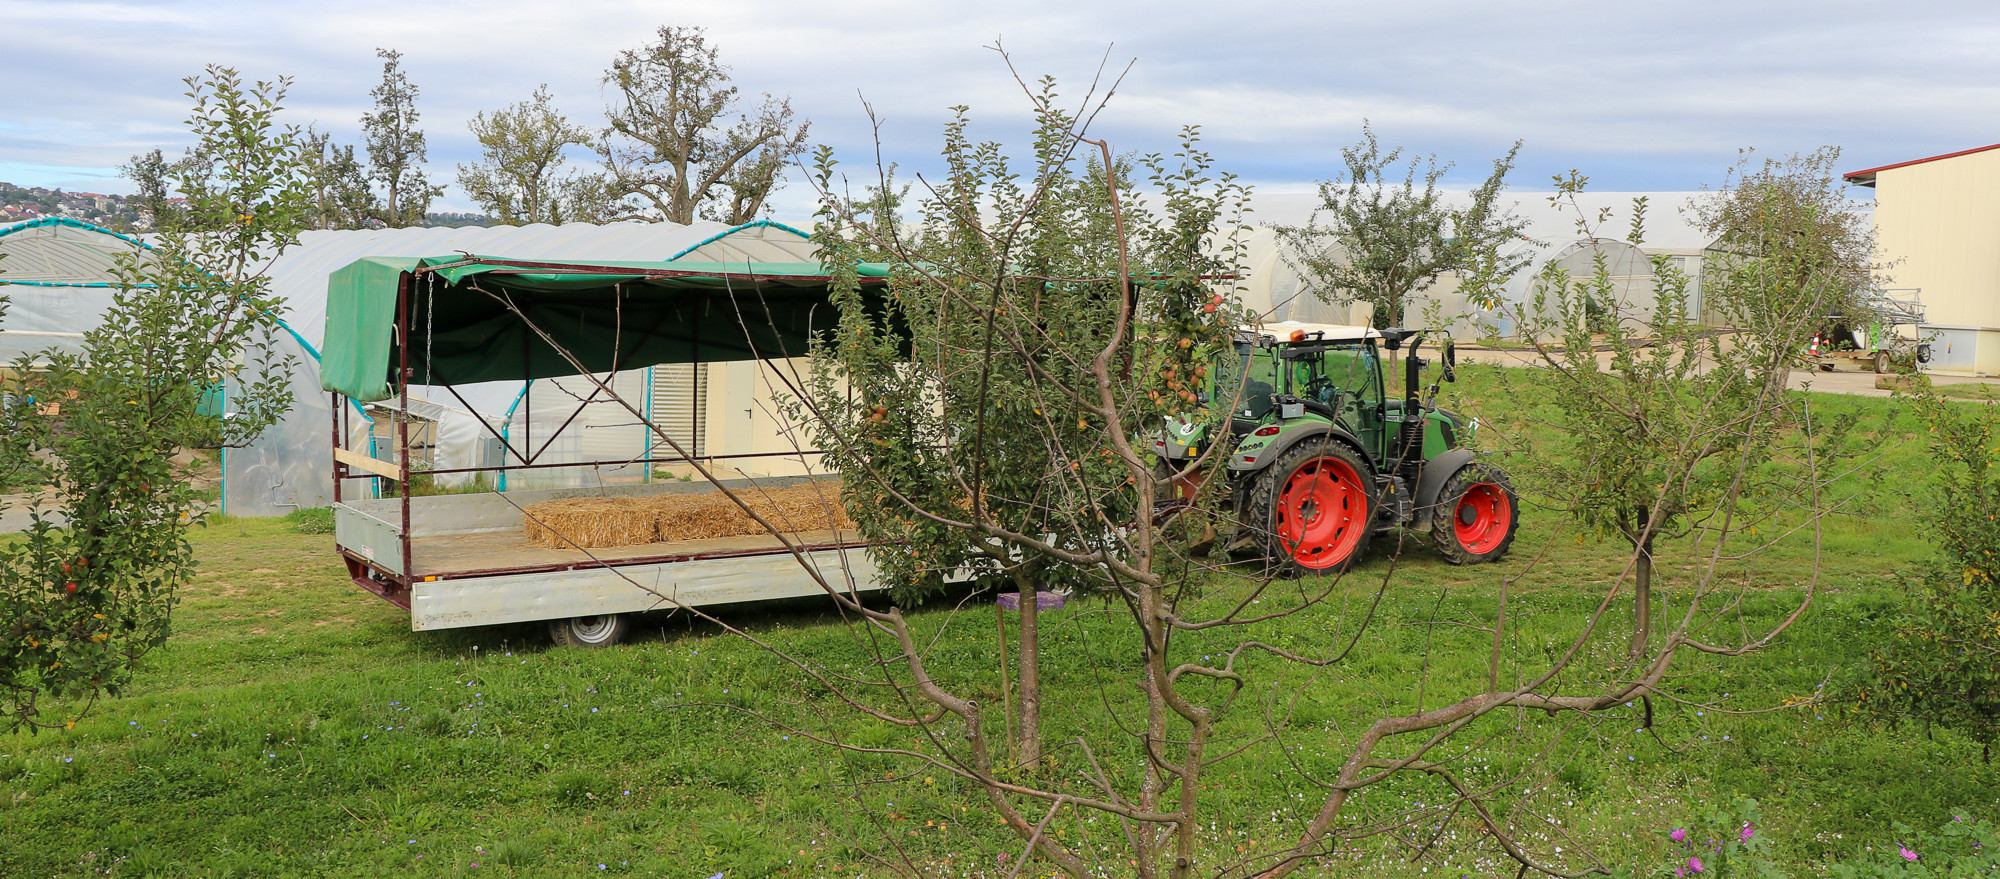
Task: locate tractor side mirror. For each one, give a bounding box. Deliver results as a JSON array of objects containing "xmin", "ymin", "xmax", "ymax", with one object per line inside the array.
[{"xmin": 1441, "ymin": 340, "xmax": 1458, "ymax": 383}]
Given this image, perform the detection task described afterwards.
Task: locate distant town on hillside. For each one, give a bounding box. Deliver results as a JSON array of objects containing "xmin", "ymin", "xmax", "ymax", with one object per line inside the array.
[{"xmin": 0, "ymin": 182, "xmax": 494, "ymax": 233}]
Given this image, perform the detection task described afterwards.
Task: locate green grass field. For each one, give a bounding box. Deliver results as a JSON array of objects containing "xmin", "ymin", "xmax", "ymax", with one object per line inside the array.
[
  {"xmin": 0, "ymin": 370, "xmax": 1990, "ymax": 878},
  {"xmin": 1936, "ymin": 381, "xmax": 2000, "ymax": 401}
]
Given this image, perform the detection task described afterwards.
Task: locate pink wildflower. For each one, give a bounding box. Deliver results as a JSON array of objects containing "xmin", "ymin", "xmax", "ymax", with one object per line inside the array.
[
  {"xmin": 1901, "ymin": 845, "xmax": 1920, "ymax": 862},
  {"xmin": 1741, "ymin": 823, "xmax": 1755, "ymax": 842},
  {"xmin": 1688, "ymin": 856, "xmax": 1704, "ymax": 872},
  {"xmin": 1670, "ymin": 828, "xmax": 1687, "ymax": 842}
]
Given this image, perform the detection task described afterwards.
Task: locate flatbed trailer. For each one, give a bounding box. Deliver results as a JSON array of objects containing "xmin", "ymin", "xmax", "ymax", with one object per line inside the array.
[
  {"xmin": 318, "ymin": 252, "xmax": 902, "ymax": 646},
  {"xmin": 333, "ymin": 478, "xmax": 880, "ymax": 640}
]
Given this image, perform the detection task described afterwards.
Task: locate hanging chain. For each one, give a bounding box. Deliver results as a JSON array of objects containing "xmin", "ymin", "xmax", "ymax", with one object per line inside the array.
[
  {"xmin": 425, "ymin": 271, "xmax": 437, "ymax": 394},
  {"xmin": 420, "ymin": 272, "xmax": 437, "ymax": 471}
]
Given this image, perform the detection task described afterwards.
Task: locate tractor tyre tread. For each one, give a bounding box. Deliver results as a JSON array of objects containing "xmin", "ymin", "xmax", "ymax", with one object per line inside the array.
[
  {"xmin": 1431, "ymin": 463, "xmax": 1520, "ymax": 565},
  {"xmin": 1247, "ymin": 439, "xmax": 1375, "ymax": 576}
]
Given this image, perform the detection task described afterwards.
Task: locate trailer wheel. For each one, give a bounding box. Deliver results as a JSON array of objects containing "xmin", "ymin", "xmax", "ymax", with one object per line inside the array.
[
  {"xmin": 1873, "ymin": 351, "xmax": 1889, "ymax": 374},
  {"xmin": 549, "ymin": 614, "xmax": 629, "ymax": 648},
  {"xmin": 1431, "ymin": 463, "xmax": 1520, "ymax": 565}
]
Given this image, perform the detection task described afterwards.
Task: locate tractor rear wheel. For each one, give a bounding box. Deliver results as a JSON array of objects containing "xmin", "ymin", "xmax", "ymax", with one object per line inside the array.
[
  {"xmin": 1431, "ymin": 463, "xmax": 1519, "ymax": 565},
  {"xmin": 1249, "ymin": 440, "xmax": 1375, "ymax": 574}
]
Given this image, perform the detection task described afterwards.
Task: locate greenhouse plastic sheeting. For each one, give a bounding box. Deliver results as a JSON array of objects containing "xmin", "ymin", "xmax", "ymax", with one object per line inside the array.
[{"xmin": 0, "ymin": 218, "xmax": 157, "ymax": 363}]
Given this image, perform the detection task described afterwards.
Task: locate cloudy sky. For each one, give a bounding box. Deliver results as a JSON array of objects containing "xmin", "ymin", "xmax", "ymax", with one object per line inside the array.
[{"xmin": 2, "ymin": 0, "xmax": 1994, "ymax": 218}]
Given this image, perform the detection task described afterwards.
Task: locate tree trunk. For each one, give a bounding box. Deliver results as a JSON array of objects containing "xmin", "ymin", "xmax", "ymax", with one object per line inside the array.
[
  {"xmin": 995, "ymin": 601, "xmax": 1015, "ymax": 749},
  {"xmin": 1015, "ymin": 570, "xmax": 1042, "ymax": 768},
  {"xmin": 1630, "ymin": 508, "xmax": 1653, "ymax": 658}
]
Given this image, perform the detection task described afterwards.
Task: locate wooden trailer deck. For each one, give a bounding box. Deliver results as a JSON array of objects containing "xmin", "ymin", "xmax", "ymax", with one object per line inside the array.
[{"xmin": 405, "ymin": 528, "xmax": 860, "ymax": 578}]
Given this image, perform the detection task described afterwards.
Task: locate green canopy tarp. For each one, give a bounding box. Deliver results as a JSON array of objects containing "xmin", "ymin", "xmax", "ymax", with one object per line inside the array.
[{"xmin": 321, "ymin": 255, "xmax": 892, "ymax": 403}]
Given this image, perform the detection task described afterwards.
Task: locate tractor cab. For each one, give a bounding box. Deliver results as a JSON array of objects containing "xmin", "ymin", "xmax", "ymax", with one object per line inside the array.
[{"xmin": 1159, "ymin": 323, "xmax": 1382, "ymax": 455}]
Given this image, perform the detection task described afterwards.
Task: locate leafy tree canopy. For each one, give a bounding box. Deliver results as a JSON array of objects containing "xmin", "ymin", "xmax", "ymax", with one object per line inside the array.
[
  {"xmin": 599, "ymin": 26, "xmax": 809, "ymax": 225},
  {"xmin": 0, "ymin": 65, "xmax": 303, "ymax": 731}
]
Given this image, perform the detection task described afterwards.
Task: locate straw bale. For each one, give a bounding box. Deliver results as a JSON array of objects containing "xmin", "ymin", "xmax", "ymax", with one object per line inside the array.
[
  {"xmin": 649, "ymin": 483, "xmax": 855, "ymax": 541},
  {"xmin": 521, "ymin": 496, "xmax": 659, "ymax": 549},
  {"xmin": 521, "ymin": 483, "xmax": 856, "ymax": 549}
]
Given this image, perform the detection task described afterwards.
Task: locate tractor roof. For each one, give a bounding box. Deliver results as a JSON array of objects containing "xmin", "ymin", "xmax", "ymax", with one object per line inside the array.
[{"xmin": 1259, "ymin": 321, "xmax": 1381, "ymax": 343}]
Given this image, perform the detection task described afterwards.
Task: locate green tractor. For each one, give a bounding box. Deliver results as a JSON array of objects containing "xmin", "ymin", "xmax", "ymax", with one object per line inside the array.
[{"xmin": 1154, "ymin": 323, "xmax": 1518, "ymax": 573}]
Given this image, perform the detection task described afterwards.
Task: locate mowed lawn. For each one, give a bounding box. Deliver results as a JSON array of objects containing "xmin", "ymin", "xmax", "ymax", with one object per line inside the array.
[{"xmin": 2, "ymin": 373, "xmax": 1995, "ymax": 878}]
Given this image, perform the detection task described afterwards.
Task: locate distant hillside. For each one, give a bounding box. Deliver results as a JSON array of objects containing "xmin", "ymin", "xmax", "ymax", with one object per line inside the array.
[
  {"xmin": 0, "ymin": 182, "xmax": 496, "ymax": 233},
  {"xmin": 0, "ymin": 183, "xmax": 151, "ymax": 232}
]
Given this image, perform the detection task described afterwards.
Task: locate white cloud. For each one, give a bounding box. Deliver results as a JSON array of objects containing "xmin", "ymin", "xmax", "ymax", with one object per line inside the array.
[{"xmin": 2, "ymin": 0, "xmax": 1994, "ymax": 209}]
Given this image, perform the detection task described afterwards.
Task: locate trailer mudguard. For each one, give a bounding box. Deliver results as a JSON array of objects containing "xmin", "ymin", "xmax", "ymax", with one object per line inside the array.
[{"xmin": 1410, "ymin": 448, "xmax": 1479, "ymax": 531}]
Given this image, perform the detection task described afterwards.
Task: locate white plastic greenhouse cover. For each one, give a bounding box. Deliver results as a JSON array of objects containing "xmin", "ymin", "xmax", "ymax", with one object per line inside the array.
[
  {"xmin": 0, "ymin": 218, "xmax": 161, "ymax": 363},
  {"xmin": 1233, "ymin": 191, "xmax": 1722, "ymax": 337},
  {"xmin": 224, "ymin": 219, "xmax": 824, "ymax": 517}
]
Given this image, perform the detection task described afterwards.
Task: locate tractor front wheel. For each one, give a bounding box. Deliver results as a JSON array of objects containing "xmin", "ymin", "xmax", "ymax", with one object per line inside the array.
[
  {"xmin": 1249, "ymin": 441, "xmax": 1375, "ymax": 575},
  {"xmin": 1431, "ymin": 463, "xmax": 1520, "ymax": 565}
]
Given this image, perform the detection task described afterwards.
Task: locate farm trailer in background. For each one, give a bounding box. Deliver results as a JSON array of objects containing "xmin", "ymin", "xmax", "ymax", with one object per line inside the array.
[{"xmin": 318, "ymin": 253, "xmax": 901, "ymax": 646}]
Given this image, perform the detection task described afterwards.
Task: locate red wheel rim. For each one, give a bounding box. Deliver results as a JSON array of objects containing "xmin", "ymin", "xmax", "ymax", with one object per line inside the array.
[
  {"xmin": 1453, "ymin": 483, "xmax": 1512, "ymax": 554},
  {"xmin": 1275, "ymin": 455, "xmax": 1367, "ymax": 569}
]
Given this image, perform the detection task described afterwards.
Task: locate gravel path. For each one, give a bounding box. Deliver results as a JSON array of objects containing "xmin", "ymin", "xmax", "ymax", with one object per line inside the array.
[
  {"xmin": 1458, "ymin": 346, "xmax": 1994, "ymax": 399},
  {"xmin": 0, "ymin": 492, "xmax": 62, "ymax": 533}
]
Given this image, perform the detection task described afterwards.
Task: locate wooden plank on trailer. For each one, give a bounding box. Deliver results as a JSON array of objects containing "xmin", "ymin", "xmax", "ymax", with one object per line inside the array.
[{"xmin": 335, "ymin": 446, "xmax": 401, "ymax": 480}]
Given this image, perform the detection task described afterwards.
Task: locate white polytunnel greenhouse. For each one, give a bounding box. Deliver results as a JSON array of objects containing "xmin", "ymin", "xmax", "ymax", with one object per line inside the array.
[
  {"xmin": 4, "ymin": 193, "xmax": 1738, "ymax": 518},
  {"xmin": 0, "ymin": 217, "xmax": 828, "ymax": 516},
  {"xmin": 1230, "ymin": 190, "xmax": 1722, "ymax": 338},
  {"xmin": 0, "ymin": 218, "xmax": 162, "ymax": 363},
  {"xmin": 226, "ymin": 219, "xmax": 828, "ymax": 517}
]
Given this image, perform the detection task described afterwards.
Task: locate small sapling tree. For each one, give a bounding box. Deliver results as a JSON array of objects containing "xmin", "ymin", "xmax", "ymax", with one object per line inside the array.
[
  {"xmin": 0, "ymin": 65, "xmax": 305, "ymax": 730},
  {"xmin": 799, "ymin": 76, "xmax": 1253, "ymax": 771},
  {"xmin": 1492, "ymin": 152, "xmax": 1873, "ymax": 657},
  {"xmin": 1275, "ymin": 122, "xmax": 1526, "ymax": 329},
  {"xmin": 1861, "ymin": 385, "xmax": 2000, "ymax": 757}
]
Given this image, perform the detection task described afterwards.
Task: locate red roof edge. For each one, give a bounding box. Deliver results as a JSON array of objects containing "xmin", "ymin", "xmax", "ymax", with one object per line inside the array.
[{"xmin": 1844, "ymin": 142, "xmax": 2000, "ymax": 186}]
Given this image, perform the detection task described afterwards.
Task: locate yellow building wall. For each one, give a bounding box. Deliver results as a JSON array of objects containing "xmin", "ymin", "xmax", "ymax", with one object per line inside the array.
[
  {"xmin": 699, "ymin": 358, "xmax": 829, "ymax": 479},
  {"xmin": 1873, "ymin": 149, "xmax": 2000, "ymax": 374}
]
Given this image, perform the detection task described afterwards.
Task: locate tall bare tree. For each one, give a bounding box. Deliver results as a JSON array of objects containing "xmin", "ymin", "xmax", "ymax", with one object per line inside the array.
[
  {"xmin": 456, "ymin": 85, "xmax": 612, "ymax": 225},
  {"xmin": 598, "ymin": 26, "xmax": 809, "ymax": 225},
  {"xmin": 362, "ymin": 48, "xmax": 443, "ymax": 227}
]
